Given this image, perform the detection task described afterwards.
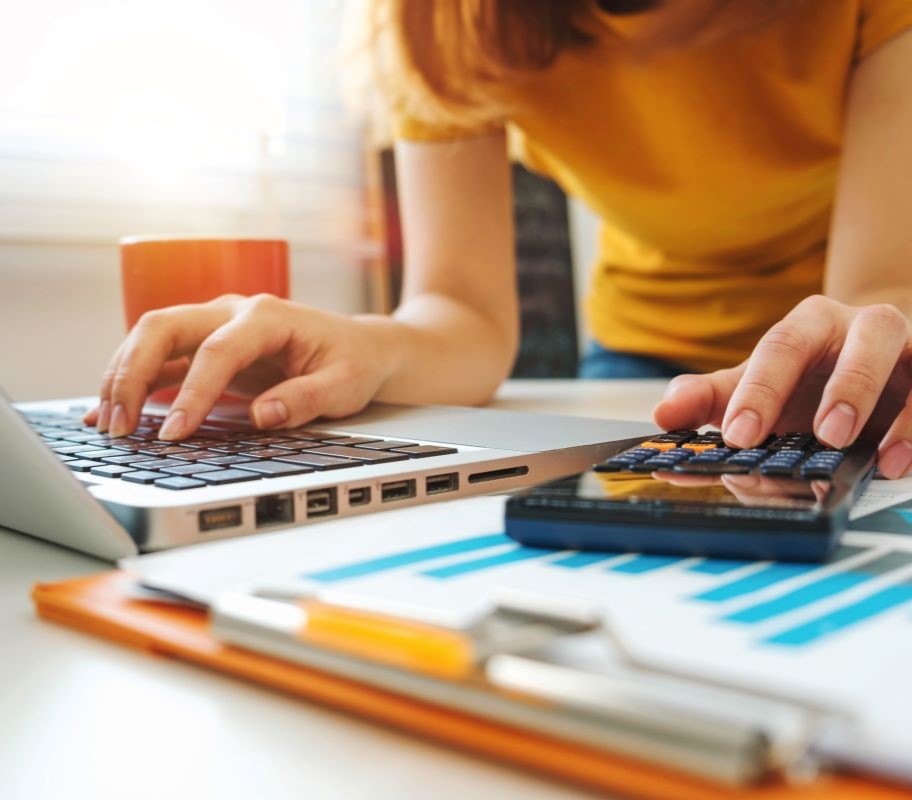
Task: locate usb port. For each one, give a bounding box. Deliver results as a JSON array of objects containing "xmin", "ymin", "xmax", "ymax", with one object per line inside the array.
[
  {"xmin": 381, "ymin": 479, "xmax": 416, "ymax": 503},
  {"xmin": 306, "ymin": 488, "xmax": 337, "ymax": 518},
  {"xmin": 348, "ymin": 486, "xmax": 371, "ymax": 507},
  {"xmin": 255, "ymin": 492, "xmax": 294, "ymax": 528},
  {"xmin": 199, "ymin": 505, "xmax": 242, "ymax": 532},
  {"xmin": 426, "ymin": 473, "xmax": 458, "ymax": 495}
]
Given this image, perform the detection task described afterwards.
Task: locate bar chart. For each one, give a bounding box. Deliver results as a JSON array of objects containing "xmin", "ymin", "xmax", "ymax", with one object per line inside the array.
[{"xmin": 304, "ymin": 531, "xmax": 912, "ymax": 650}]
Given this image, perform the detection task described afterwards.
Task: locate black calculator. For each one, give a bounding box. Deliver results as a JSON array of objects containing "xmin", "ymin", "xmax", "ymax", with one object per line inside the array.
[{"xmin": 505, "ymin": 430, "xmax": 878, "ymax": 562}]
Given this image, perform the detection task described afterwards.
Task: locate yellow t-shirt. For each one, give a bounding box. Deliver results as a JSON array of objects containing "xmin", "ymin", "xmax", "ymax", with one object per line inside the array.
[{"xmin": 393, "ymin": 0, "xmax": 912, "ymax": 372}]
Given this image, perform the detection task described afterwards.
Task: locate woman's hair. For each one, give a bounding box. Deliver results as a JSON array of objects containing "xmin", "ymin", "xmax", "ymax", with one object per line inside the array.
[{"xmin": 369, "ymin": 0, "xmax": 794, "ymax": 130}]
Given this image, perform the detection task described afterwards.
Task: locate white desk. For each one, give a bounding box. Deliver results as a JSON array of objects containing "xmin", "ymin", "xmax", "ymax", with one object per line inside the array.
[{"xmin": 0, "ymin": 380, "xmax": 668, "ymax": 800}]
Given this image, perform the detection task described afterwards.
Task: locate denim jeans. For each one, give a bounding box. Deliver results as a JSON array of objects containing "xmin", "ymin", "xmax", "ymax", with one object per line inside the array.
[{"xmin": 577, "ymin": 342, "xmax": 691, "ymax": 379}]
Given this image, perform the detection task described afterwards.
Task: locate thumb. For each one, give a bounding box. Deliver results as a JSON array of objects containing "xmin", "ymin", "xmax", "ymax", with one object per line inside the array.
[
  {"xmin": 249, "ymin": 367, "xmax": 372, "ymax": 430},
  {"xmin": 652, "ymin": 366, "xmax": 743, "ymax": 431}
]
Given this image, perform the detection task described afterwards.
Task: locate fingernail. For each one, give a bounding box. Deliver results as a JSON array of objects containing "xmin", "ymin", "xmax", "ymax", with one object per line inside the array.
[
  {"xmin": 159, "ymin": 409, "xmax": 187, "ymax": 441},
  {"xmin": 724, "ymin": 409, "xmax": 761, "ymax": 449},
  {"xmin": 253, "ymin": 399, "xmax": 288, "ymax": 429},
  {"xmin": 878, "ymin": 441, "xmax": 912, "ymax": 479},
  {"xmin": 817, "ymin": 401, "xmax": 857, "ymax": 449},
  {"xmin": 96, "ymin": 400, "xmax": 111, "ymax": 432},
  {"xmin": 109, "ymin": 403, "xmax": 129, "ymax": 437}
]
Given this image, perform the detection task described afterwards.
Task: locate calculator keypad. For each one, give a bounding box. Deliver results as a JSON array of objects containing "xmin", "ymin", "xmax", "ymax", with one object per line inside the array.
[{"xmin": 596, "ymin": 430, "xmax": 846, "ymax": 480}]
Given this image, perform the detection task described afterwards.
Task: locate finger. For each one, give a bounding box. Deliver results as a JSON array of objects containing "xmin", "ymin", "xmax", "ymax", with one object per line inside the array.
[
  {"xmin": 250, "ymin": 363, "xmax": 372, "ymax": 430},
  {"xmin": 83, "ymin": 358, "xmax": 189, "ymax": 428},
  {"xmin": 877, "ymin": 389, "xmax": 912, "ymax": 479},
  {"xmin": 159, "ymin": 309, "xmax": 290, "ymax": 440},
  {"xmin": 652, "ymin": 368, "xmax": 742, "ymax": 431},
  {"xmin": 108, "ymin": 304, "xmax": 234, "ymax": 436},
  {"xmin": 813, "ymin": 305, "xmax": 909, "ymax": 448},
  {"xmin": 721, "ymin": 300, "xmax": 841, "ymax": 449},
  {"xmin": 84, "ymin": 338, "xmax": 130, "ymax": 431}
]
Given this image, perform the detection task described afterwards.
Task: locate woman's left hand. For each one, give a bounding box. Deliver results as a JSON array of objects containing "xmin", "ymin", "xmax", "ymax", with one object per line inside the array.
[{"xmin": 653, "ymin": 294, "xmax": 912, "ymax": 479}]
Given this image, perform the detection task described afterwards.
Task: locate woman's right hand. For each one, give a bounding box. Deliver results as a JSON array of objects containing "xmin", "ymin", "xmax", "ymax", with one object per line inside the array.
[{"xmin": 83, "ymin": 293, "xmax": 399, "ymax": 440}]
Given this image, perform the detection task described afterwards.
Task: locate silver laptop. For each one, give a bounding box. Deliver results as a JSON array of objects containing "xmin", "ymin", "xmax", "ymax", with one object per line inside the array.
[{"xmin": 0, "ymin": 390, "xmax": 653, "ymax": 560}]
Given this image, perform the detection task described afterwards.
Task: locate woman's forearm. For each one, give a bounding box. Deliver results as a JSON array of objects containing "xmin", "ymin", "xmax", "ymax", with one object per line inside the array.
[{"xmin": 356, "ymin": 291, "xmax": 519, "ymax": 406}]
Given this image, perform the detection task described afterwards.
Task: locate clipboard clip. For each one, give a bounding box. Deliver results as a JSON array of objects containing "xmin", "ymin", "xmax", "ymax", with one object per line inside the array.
[{"xmin": 215, "ymin": 585, "xmax": 855, "ymax": 786}]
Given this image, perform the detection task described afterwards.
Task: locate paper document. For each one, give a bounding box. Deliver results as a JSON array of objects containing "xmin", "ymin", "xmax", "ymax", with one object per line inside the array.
[{"xmin": 127, "ymin": 481, "xmax": 912, "ymax": 763}]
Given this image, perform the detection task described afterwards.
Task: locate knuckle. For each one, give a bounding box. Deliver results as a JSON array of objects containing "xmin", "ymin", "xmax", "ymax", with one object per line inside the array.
[
  {"xmin": 198, "ymin": 333, "xmax": 237, "ymax": 361},
  {"xmin": 736, "ymin": 377, "xmax": 783, "ymax": 408},
  {"xmin": 833, "ymin": 362, "xmax": 883, "ymax": 397},
  {"xmin": 136, "ymin": 308, "xmax": 166, "ymax": 330},
  {"xmin": 860, "ymin": 303, "xmax": 906, "ymax": 333},
  {"xmin": 244, "ymin": 293, "xmax": 281, "ymax": 316},
  {"xmin": 797, "ymin": 294, "xmax": 832, "ymax": 315},
  {"xmin": 758, "ymin": 323, "xmax": 810, "ymax": 363}
]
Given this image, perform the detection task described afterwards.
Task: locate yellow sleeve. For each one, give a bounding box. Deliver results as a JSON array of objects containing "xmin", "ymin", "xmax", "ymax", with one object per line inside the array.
[{"xmin": 858, "ymin": 0, "xmax": 912, "ymax": 59}]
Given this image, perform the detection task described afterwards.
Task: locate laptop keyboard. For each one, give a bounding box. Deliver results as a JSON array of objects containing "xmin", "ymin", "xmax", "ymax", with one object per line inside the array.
[{"xmin": 24, "ymin": 410, "xmax": 459, "ymax": 490}]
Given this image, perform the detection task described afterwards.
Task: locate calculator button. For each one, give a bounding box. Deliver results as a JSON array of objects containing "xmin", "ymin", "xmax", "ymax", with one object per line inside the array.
[
  {"xmin": 760, "ymin": 464, "xmax": 798, "ymax": 476},
  {"xmin": 681, "ymin": 443, "xmax": 718, "ymax": 453},
  {"xmin": 639, "ymin": 441, "xmax": 680, "ymax": 452}
]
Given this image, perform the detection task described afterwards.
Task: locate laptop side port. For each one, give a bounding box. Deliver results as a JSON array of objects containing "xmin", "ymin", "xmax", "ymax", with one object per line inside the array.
[
  {"xmin": 199, "ymin": 505, "xmax": 243, "ymax": 532},
  {"xmin": 255, "ymin": 493, "xmax": 294, "ymax": 528},
  {"xmin": 348, "ymin": 486, "xmax": 371, "ymax": 507},
  {"xmin": 381, "ymin": 479, "xmax": 416, "ymax": 503},
  {"xmin": 467, "ymin": 466, "xmax": 530, "ymax": 484},
  {"xmin": 426, "ymin": 473, "xmax": 459, "ymax": 495},
  {"xmin": 306, "ymin": 488, "xmax": 337, "ymax": 518}
]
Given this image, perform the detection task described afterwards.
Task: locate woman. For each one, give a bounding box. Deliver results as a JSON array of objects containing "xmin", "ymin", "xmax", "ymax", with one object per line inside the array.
[{"xmin": 87, "ymin": 0, "xmax": 912, "ymax": 477}]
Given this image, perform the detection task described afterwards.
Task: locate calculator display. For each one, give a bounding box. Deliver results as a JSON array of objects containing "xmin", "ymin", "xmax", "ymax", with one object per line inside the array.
[{"xmin": 573, "ymin": 470, "xmax": 829, "ymax": 511}]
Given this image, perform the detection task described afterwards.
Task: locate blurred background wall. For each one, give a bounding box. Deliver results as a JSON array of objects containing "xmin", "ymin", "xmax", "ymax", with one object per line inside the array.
[{"xmin": 0, "ymin": 0, "xmax": 598, "ymax": 401}]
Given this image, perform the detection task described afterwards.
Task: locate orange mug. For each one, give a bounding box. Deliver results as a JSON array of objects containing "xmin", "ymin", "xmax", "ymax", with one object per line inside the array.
[
  {"xmin": 120, "ymin": 236, "xmax": 290, "ymax": 405},
  {"xmin": 120, "ymin": 236, "xmax": 290, "ymax": 327}
]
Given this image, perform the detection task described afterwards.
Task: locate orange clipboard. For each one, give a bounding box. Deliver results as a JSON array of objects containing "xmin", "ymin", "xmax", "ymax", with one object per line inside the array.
[{"xmin": 32, "ymin": 570, "xmax": 909, "ymax": 800}]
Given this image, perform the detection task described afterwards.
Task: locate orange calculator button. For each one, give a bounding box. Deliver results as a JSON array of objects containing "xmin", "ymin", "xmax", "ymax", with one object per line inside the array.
[
  {"xmin": 682, "ymin": 443, "xmax": 718, "ymax": 453},
  {"xmin": 639, "ymin": 441, "xmax": 680, "ymax": 452}
]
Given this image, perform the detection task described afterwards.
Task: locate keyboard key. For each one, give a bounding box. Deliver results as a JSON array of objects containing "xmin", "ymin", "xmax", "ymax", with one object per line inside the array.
[
  {"xmin": 154, "ymin": 476, "xmax": 208, "ymax": 490},
  {"xmin": 122, "ymin": 470, "xmax": 167, "ymax": 485},
  {"xmin": 389, "ymin": 445, "xmax": 459, "ymax": 458},
  {"xmin": 169, "ymin": 451, "xmax": 223, "ymax": 462},
  {"xmin": 351, "ymin": 440, "xmax": 421, "ymax": 451},
  {"xmin": 51, "ymin": 444, "xmax": 97, "ymax": 455},
  {"xmin": 100, "ymin": 454, "xmax": 157, "ymax": 466},
  {"xmin": 137, "ymin": 445, "xmax": 197, "ymax": 456},
  {"xmin": 66, "ymin": 459, "xmax": 106, "ymax": 472},
  {"xmin": 272, "ymin": 441, "xmax": 328, "ymax": 451},
  {"xmin": 312, "ymin": 445, "xmax": 410, "ymax": 464},
  {"xmin": 273, "ymin": 453, "xmax": 359, "ymax": 471},
  {"xmin": 322, "ymin": 436, "xmax": 383, "ymax": 446},
  {"xmin": 233, "ymin": 460, "xmax": 315, "ymax": 476},
  {"xmin": 139, "ymin": 458, "xmax": 188, "ymax": 470},
  {"xmin": 196, "ymin": 469, "xmax": 262, "ymax": 485},
  {"xmin": 89, "ymin": 465, "xmax": 137, "ymax": 479},
  {"xmin": 160, "ymin": 464, "xmax": 225, "ymax": 476},
  {"xmin": 79, "ymin": 448, "xmax": 131, "ymax": 459},
  {"xmin": 56, "ymin": 454, "xmax": 76, "ymax": 462},
  {"xmin": 199, "ymin": 455, "xmax": 257, "ymax": 466},
  {"xmin": 237, "ymin": 437, "xmax": 294, "ymax": 446},
  {"xmin": 243, "ymin": 449, "xmax": 291, "ymax": 459}
]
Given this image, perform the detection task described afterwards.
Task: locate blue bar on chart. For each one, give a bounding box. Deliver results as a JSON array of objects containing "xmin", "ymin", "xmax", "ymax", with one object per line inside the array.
[
  {"xmin": 550, "ymin": 552, "xmax": 619, "ymax": 569},
  {"xmin": 610, "ymin": 554, "xmax": 684, "ymax": 575},
  {"xmin": 304, "ymin": 533, "xmax": 510, "ymax": 583},
  {"xmin": 724, "ymin": 551, "xmax": 912, "ymax": 625},
  {"xmin": 693, "ymin": 563, "xmax": 818, "ymax": 603},
  {"xmin": 422, "ymin": 546, "xmax": 555, "ymax": 579},
  {"xmin": 692, "ymin": 547, "xmax": 863, "ymax": 604},
  {"xmin": 687, "ymin": 558, "xmax": 753, "ymax": 576},
  {"xmin": 764, "ymin": 583, "xmax": 912, "ymax": 647}
]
